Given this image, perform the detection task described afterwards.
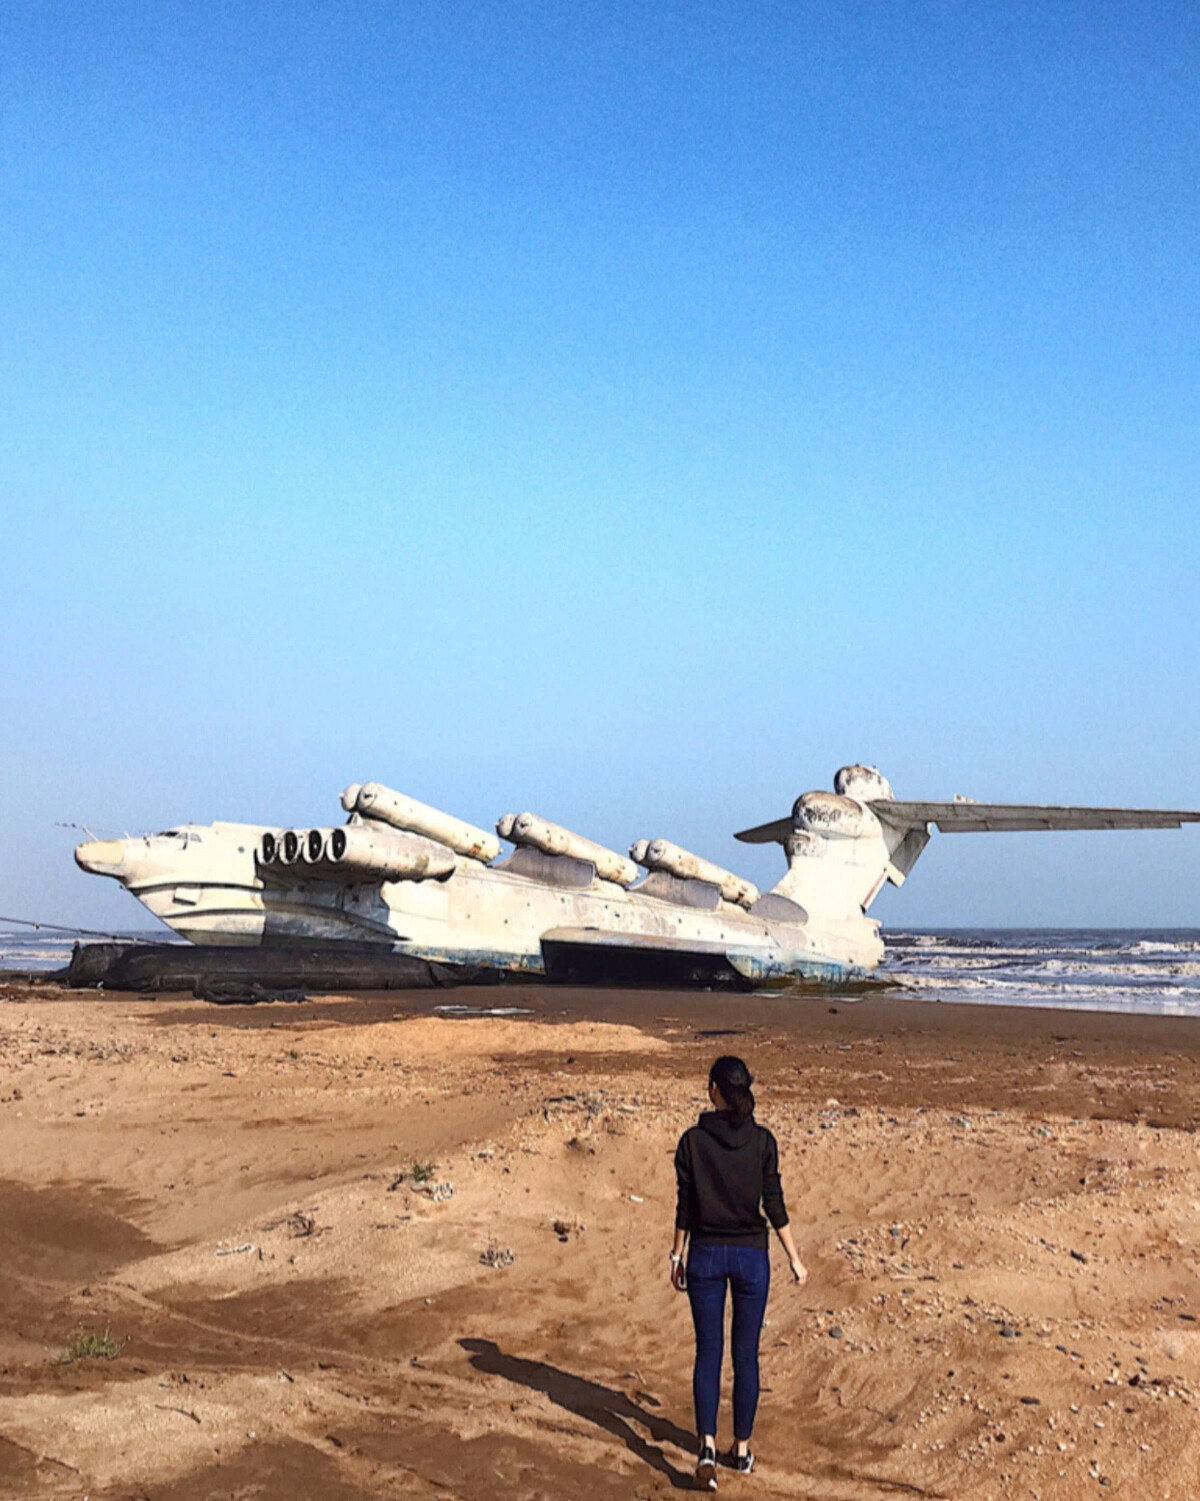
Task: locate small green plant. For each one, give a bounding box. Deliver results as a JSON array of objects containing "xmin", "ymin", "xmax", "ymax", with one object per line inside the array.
[
  {"xmin": 58, "ymin": 1326, "xmax": 123, "ymax": 1364},
  {"xmin": 410, "ymin": 1159, "xmax": 437, "ymax": 1184}
]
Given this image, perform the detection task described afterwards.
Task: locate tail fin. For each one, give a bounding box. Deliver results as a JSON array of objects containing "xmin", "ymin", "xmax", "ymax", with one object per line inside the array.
[{"xmin": 736, "ymin": 766, "xmax": 1200, "ymax": 919}]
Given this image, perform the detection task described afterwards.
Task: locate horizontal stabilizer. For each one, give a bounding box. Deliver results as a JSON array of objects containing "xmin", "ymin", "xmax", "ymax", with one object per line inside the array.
[
  {"xmin": 735, "ymin": 801, "xmax": 1200, "ymax": 842},
  {"xmin": 734, "ymin": 816, "xmax": 796, "ymax": 845},
  {"xmin": 870, "ymin": 800, "xmax": 1200, "ymax": 833}
]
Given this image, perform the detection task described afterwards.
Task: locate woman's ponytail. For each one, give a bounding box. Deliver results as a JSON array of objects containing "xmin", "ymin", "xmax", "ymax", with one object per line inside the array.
[{"xmin": 710, "ymin": 1055, "xmax": 755, "ymax": 1126}]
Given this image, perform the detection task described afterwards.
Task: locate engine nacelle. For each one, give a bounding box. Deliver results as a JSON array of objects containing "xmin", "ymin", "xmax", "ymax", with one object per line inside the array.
[
  {"xmin": 279, "ymin": 829, "xmax": 305, "ymax": 865},
  {"xmin": 349, "ymin": 783, "xmax": 500, "ymax": 863},
  {"xmin": 631, "ymin": 837, "xmax": 759, "ymax": 909},
  {"xmin": 793, "ymin": 791, "xmax": 873, "ymax": 839},
  {"xmin": 327, "ymin": 823, "xmax": 457, "ymax": 880},
  {"xmin": 501, "ymin": 812, "xmax": 638, "ymax": 887},
  {"xmin": 259, "ymin": 825, "xmax": 456, "ymax": 882}
]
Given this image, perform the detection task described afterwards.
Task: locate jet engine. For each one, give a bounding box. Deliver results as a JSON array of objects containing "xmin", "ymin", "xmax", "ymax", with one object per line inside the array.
[
  {"xmin": 792, "ymin": 791, "xmax": 875, "ymax": 839},
  {"xmin": 259, "ymin": 825, "xmax": 456, "ymax": 882},
  {"xmin": 279, "ymin": 829, "xmax": 306, "ymax": 865},
  {"xmin": 630, "ymin": 838, "xmax": 759, "ymax": 909},
  {"xmin": 833, "ymin": 764, "xmax": 894, "ymax": 802}
]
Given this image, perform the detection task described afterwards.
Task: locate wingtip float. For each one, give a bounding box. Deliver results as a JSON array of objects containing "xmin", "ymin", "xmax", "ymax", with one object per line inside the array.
[{"xmin": 74, "ymin": 764, "xmax": 1200, "ymax": 991}]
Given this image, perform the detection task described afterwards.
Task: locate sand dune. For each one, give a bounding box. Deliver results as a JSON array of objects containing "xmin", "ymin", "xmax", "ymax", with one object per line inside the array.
[{"xmin": 2, "ymin": 981, "xmax": 1200, "ymax": 1498}]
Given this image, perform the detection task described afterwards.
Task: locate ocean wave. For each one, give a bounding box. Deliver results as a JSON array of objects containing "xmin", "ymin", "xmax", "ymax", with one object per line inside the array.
[
  {"xmin": 886, "ymin": 932, "xmax": 1004, "ymax": 950},
  {"xmin": 894, "ymin": 971, "xmax": 1200, "ymax": 1013},
  {"xmin": 1115, "ymin": 939, "xmax": 1200, "ymax": 955},
  {"xmin": 1017, "ymin": 959, "xmax": 1200, "ymax": 980},
  {"xmin": 0, "ymin": 941, "xmax": 76, "ymax": 970},
  {"xmin": 885, "ymin": 951, "xmax": 1054, "ymax": 970},
  {"xmin": 902, "ymin": 971, "xmax": 1194, "ymax": 996},
  {"xmin": 900, "ymin": 974, "xmax": 1008, "ymax": 991},
  {"xmin": 885, "ymin": 927, "xmax": 1200, "ymax": 1016},
  {"xmin": 886, "ymin": 954, "xmax": 1200, "ymax": 982}
]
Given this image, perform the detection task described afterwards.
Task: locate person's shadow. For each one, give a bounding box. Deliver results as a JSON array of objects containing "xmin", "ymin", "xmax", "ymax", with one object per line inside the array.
[{"xmin": 460, "ymin": 1338, "xmax": 696, "ymax": 1488}]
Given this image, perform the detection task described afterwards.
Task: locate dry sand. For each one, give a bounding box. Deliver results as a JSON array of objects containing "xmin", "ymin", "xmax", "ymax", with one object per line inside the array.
[{"xmin": 2, "ymin": 978, "xmax": 1200, "ymax": 1499}]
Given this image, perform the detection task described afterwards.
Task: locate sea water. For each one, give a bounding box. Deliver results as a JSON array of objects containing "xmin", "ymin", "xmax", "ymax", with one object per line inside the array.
[
  {"xmin": 881, "ymin": 929, "xmax": 1200, "ymax": 1016},
  {"xmin": 0, "ymin": 930, "xmax": 172, "ymax": 973}
]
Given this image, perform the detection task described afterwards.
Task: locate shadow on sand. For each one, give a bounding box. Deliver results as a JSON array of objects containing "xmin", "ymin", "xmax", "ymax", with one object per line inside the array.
[{"xmin": 460, "ymin": 1337, "xmax": 696, "ymax": 1488}]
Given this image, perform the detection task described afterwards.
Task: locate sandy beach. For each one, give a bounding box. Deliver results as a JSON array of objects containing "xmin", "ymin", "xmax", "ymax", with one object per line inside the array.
[{"xmin": 2, "ymin": 978, "xmax": 1199, "ymax": 1499}]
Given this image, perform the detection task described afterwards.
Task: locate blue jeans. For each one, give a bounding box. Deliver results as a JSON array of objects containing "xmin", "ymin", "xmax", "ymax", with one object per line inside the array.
[{"xmin": 686, "ymin": 1240, "xmax": 770, "ymax": 1443}]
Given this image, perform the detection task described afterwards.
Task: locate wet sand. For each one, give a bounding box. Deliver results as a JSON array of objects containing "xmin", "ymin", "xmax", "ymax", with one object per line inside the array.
[{"xmin": 2, "ymin": 979, "xmax": 1200, "ymax": 1499}]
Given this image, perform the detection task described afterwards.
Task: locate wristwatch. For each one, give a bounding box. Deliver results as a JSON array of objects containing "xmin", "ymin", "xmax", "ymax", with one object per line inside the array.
[{"xmin": 669, "ymin": 1253, "xmax": 683, "ymax": 1265}]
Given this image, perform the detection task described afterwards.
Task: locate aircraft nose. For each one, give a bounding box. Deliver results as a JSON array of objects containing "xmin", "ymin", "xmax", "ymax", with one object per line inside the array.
[{"xmin": 75, "ymin": 839, "xmax": 128, "ymax": 877}]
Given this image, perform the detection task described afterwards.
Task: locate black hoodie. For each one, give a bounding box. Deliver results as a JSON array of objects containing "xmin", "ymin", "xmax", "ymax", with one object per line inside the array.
[{"xmin": 674, "ymin": 1110, "xmax": 789, "ymax": 1249}]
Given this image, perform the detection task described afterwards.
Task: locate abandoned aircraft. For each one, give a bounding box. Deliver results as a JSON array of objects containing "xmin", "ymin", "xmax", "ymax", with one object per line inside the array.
[{"xmin": 74, "ymin": 765, "xmax": 1200, "ymax": 988}]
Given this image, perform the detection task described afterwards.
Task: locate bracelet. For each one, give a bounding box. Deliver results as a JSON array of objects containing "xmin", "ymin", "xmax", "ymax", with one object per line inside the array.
[{"xmin": 669, "ymin": 1253, "xmax": 683, "ymax": 1264}]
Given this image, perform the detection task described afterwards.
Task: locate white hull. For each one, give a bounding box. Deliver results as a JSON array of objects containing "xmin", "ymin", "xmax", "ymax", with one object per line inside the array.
[
  {"xmin": 75, "ymin": 763, "xmax": 1198, "ymax": 988},
  {"xmin": 122, "ymin": 829, "xmax": 877, "ymax": 983}
]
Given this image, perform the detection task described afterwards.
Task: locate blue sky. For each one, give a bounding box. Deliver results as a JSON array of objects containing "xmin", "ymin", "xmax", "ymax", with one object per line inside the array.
[{"xmin": 1, "ymin": 0, "xmax": 1197, "ymax": 930}]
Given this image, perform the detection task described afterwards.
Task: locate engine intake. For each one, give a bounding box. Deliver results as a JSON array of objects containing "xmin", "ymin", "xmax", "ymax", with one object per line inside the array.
[{"xmin": 259, "ymin": 825, "xmax": 456, "ymax": 882}]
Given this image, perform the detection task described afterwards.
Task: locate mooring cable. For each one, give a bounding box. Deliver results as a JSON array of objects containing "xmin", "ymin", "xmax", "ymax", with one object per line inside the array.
[{"xmin": 0, "ymin": 914, "xmax": 157, "ymax": 943}]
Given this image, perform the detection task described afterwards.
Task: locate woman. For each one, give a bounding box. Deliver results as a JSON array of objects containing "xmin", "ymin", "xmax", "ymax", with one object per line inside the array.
[{"xmin": 671, "ymin": 1055, "xmax": 807, "ymax": 1489}]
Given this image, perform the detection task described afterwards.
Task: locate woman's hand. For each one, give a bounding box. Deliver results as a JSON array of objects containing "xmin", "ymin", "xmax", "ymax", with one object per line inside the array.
[
  {"xmin": 670, "ymin": 1255, "xmax": 687, "ymax": 1292},
  {"xmin": 775, "ymin": 1224, "xmax": 807, "ymax": 1285}
]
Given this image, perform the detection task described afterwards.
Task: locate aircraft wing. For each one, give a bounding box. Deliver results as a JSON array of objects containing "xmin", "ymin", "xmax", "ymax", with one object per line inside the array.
[{"xmin": 735, "ymin": 802, "xmax": 1200, "ymax": 842}]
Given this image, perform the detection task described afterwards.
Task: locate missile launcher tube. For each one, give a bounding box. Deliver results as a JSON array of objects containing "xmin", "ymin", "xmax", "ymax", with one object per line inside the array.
[
  {"xmin": 506, "ymin": 812, "xmax": 638, "ymax": 887},
  {"xmin": 353, "ymin": 783, "xmax": 500, "ymax": 863},
  {"xmin": 635, "ymin": 837, "xmax": 759, "ymax": 909}
]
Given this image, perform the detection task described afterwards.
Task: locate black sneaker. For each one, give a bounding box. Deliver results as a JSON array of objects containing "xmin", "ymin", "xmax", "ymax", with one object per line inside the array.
[
  {"xmin": 733, "ymin": 1450, "xmax": 755, "ymax": 1474},
  {"xmin": 696, "ymin": 1441, "xmax": 718, "ymax": 1490}
]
